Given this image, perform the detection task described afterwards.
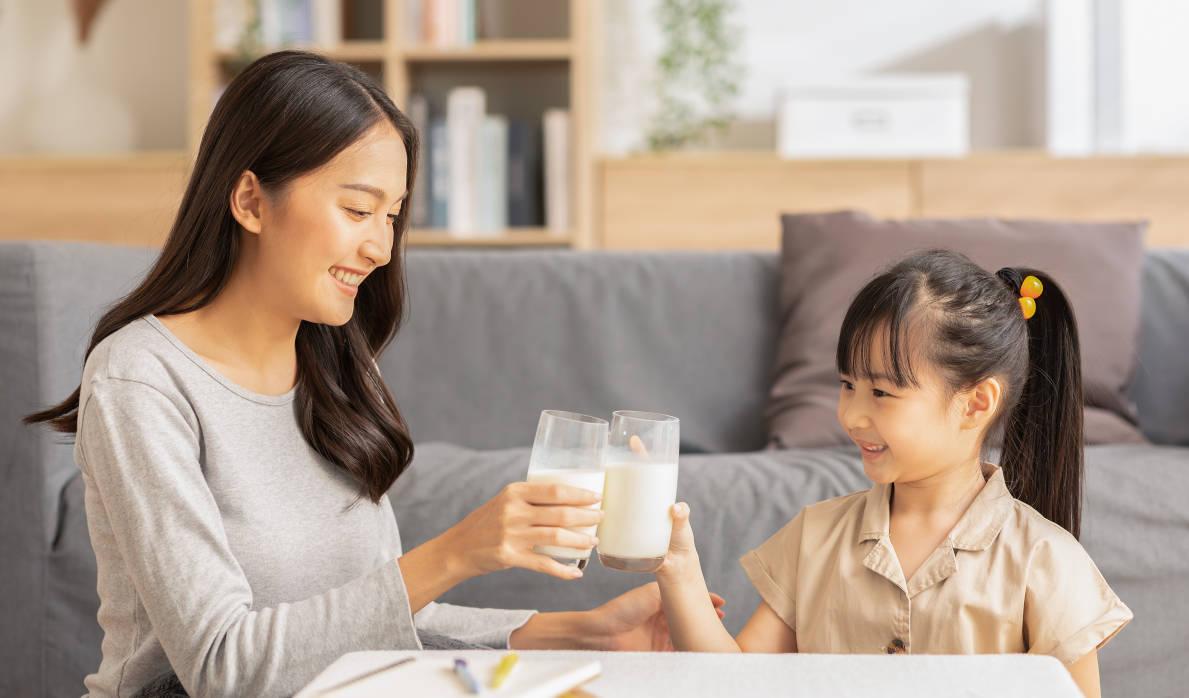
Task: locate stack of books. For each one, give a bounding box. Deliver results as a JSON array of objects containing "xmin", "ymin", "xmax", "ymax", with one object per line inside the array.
[
  {"xmin": 409, "ymin": 89, "xmax": 570, "ymax": 238},
  {"xmin": 407, "ymin": 0, "xmax": 479, "ymax": 47},
  {"xmin": 215, "ymin": 0, "xmax": 343, "ymax": 50}
]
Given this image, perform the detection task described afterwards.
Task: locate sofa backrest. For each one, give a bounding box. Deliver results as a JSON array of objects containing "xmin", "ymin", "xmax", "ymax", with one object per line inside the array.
[
  {"xmin": 385, "ymin": 250, "xmax": 781, "ymax": 454},
  {"xmin": 3, "ymin": 241, "xmax": 1188, "ymax": 553}
]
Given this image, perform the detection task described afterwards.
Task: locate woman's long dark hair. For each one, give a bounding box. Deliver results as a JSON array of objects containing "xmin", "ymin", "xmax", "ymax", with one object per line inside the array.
[
  {"xmin": 24, "ymin": 51, "xmax": 417, "ymax": 503},
  {"xmin": 836, "ymin": 249, "xmax": 1085, "ymax": 537}
]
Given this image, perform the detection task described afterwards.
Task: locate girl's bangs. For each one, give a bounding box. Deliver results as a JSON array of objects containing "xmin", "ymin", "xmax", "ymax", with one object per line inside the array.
[{"xmin": 836, "ymin": 277, "xmax": 924, "ymax": 389}]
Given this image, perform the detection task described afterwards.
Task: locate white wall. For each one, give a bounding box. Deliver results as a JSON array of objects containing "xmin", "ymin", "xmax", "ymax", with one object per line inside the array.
[
  {"xmin": 0, "ymin": 0, "xmax": 187, "ymax": 154},
  {"xmin": 601, "ymin": 0, "xmax": 1044, "ymax": 154},
  {"xmin": 17, "ymin": 1, "xmax": 1189, "ymax": 157},
  {"xmin": 1111, "ymin": 0, "xmax": 1189, "ymax": 153}
]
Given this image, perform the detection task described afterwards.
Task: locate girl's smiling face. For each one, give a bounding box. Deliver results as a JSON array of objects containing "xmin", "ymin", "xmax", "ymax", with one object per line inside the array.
[{"xmin": 837, "ymin": 324, "xmax": 994, "ymax": 486}]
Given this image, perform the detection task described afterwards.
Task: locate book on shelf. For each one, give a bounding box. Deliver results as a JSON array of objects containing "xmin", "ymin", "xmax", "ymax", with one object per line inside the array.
[
  {"xmin": 543, "ymin": 108, "xmax": 570, "ymax": 235},
  {"xmin": 416, "ymin": 0, "xmax": 477, "ymax": 47},
  {"xmin": 234, "ymin": 0, "xmax": 339, "ymax": 48},
  {"xmin": 414, "ymin": 88, "xmax": 556, "ymax": 238},
  {"xmin": 478, "ymin": 115, "xmax": 509, "ymax": 233},
  {"xmin": 260, "ymin": 0, "xmax": 305, "ymax": 47},
  {"xmin": 429, "ymin": 119, "xmax": 450, "ymax": 229},
  {"xmin": 507, "ymin": 118, "xmax": 543, "ymax": 227},
  {"xmin": 446, "ymin": 87, "xmax": 485, "ymax": 236},
  {"xmin": 312, "ymin": 0, "xmax": 342, "ymax": 48},
  {"xmin": 408, "ymin": 94, "xmax": 431, "ymax": 228}
]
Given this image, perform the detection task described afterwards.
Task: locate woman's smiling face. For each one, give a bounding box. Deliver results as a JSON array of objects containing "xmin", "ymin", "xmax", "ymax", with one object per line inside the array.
[{"xmin": 252, "ymin": 121, "xmax": 408, "ymax": 327}]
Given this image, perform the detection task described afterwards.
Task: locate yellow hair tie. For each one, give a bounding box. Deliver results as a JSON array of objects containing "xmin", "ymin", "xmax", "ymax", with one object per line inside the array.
[{"xmin": 1018, "ymin": 275, "xmax": 1044, "ymax": 319}]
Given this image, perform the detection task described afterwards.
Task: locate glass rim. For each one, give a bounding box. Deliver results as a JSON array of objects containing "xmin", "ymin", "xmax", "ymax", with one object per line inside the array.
[
  {"xmin": 541, "ymin": 410, "xmax": 609, "ymax": 426},
  {"xmin": 611, "ymin": 410, "xmax": 679, "ymax": 423}
]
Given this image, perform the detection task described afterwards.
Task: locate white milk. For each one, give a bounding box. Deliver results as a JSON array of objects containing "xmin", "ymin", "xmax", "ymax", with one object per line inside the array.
[
  {"xmin": 596, "ymin": 461, "xmax": 679, "ymax": 562},
  {"xmin": 526, "ymin": 468, "xmax": 606, "ymax": 561}
]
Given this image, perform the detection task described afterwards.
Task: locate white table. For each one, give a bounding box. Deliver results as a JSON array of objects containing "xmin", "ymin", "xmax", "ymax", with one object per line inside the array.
[{"xmin": 299, "ymin": 649, "xmax": 1083, "ymax": 697}]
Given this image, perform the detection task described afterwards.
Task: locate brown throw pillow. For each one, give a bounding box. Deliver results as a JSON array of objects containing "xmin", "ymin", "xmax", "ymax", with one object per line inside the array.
[{"xmin": 767, "ymin": 210, "xmax": 1148, "ymax": 448}]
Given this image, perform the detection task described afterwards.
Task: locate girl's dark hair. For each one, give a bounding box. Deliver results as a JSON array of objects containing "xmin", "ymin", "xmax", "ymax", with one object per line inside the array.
[
  {"xmin": 24, "ymin": 51, "xmax": 417, "ymax": 503},
  {"xmin": 836, "ymin": 249, "xmax": 1084, "ymax": 537}
]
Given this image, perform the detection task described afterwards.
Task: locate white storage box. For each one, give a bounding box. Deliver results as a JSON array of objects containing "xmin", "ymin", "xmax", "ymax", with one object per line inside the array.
[{"xmin": 777, "ymin": 75, "xmax": 969, "ymax": 159}]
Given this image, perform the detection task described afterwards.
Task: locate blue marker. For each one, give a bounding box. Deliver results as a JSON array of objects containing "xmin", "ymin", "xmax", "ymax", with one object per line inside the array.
[{"xmin": 453, "ymin": 658, "xmax": 482, "ymax": 694}]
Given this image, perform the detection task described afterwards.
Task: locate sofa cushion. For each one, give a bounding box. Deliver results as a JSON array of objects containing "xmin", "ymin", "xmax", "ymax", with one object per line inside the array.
[
  {"xmin": 1129, "ymin": 248, "xmax": 1189, "ymax": 446},
  {"xmin": 768, "ymin": 210, "xmax": 1148, "ymax": 448}
]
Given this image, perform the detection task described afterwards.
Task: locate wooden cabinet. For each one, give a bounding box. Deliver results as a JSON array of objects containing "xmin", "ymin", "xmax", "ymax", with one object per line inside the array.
[{"xmin": 597, "ymin": 152, "xmax": 1189, "ymax": 249}]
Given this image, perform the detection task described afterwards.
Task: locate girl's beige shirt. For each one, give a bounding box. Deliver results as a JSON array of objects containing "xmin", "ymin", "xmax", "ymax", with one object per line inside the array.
[{"xmin": 740, "ymin": 464, "xmax": 1132, "ymax": 664}]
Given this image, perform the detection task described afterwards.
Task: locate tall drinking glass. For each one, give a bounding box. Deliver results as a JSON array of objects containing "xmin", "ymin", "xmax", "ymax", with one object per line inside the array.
[
  {"xmin": 525, "ymin": 410, "xmax": 608, "ymax": 570},
  {"xmin": 597, "ymin": 411, "xmax": 680, "ymax": 573}
]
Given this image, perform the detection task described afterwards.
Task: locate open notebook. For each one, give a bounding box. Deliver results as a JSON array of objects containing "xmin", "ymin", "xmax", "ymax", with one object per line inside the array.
[{"xmin": 296, "ymin": 651, "xmax": 602, "ymax": 697}]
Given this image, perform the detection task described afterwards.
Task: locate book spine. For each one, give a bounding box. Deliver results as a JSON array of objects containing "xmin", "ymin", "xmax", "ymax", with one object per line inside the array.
[
  {"xmin": 543, "ymin": 109, "xmax": 570, "ymax": 235},
  {"xmin": 461, "ymin": 0, "xmax": 475, "ymax": 45},
  {"xmin": 507, "ymin": 120, "xmax": 543, "ymax": 227},
  {"xmin": 313, "ymin": 0, "xmax": 341, "ymax": 47},
  {"xmin": 408, "ymin": 94, "xmax": 431, "ymax": 228},
  {"xmin": 447, "ymin": 87, "xmax": 486, "ymax": 236},
  {"xmin": 406, "ymin": 0, "xmax": 423, "ymax": 44},
  {"xmin": 259, "ymin": 0, "xmax": 283, "ymax": 47},
  {"xmin": 429, "ymin": 119, "xmax": 450, "ymax": 229},
  {"xmin": 433, "ymin": 0, "xmax": 457, "ymax": 47},
  {"xmin": 279, "ymin": 0, "xmax": 312, "ymax": 44},
  {"xmin": 478, "ymin": 115, "xmax": 509, "ymax": 235}
]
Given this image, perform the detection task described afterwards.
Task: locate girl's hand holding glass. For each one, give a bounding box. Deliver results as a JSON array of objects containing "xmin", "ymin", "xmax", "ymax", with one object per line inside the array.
[{"xmin": 656, "ymin": 501, "xmax": 700, "ymax": 582}]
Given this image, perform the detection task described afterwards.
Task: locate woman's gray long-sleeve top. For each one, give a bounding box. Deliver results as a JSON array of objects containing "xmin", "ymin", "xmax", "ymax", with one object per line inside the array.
[{"xmin": 75, "ymin": 316, "xmax": 533, "ymax": 697}]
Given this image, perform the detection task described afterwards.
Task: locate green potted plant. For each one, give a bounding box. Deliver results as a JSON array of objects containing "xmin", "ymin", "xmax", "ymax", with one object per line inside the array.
[{"xmin": 646, "ymin": 0, "xmax": 744, "ymax": 151}]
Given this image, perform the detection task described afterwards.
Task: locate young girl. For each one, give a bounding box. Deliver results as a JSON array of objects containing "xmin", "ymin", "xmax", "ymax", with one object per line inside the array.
[{"xmin": 656, "ymin": 249, "xmax": 1132, "ymax": 698}]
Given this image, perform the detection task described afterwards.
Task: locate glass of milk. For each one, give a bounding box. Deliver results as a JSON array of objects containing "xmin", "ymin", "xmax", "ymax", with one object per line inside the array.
[
  {"xmin": 525, "ymin": 410, "xmax": 608, "ymax": 570},
  {"xmin": 597, "ymin": 411, "xmax": 680, "ymax": 573}
]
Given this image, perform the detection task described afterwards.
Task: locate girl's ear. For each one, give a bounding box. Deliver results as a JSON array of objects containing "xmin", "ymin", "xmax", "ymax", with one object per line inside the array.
[
  {"xmin": 959, "ymin": 376, "xmax": 1003, "ymax": 431},
  {"xmin": 229, "ymin": 170, "xmax": 266, "ymax": 235}
]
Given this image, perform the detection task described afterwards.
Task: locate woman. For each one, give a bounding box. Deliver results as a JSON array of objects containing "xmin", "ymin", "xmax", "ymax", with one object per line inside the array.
[{"xmin": 25, "ymin": 51, "xmax": 719, "ymax": 697}]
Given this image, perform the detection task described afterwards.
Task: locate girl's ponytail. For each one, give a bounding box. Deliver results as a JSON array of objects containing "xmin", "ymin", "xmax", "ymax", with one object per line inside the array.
[{"xmin": 995, "ymin": 268, "xmax": 1085, "ymax": 538}]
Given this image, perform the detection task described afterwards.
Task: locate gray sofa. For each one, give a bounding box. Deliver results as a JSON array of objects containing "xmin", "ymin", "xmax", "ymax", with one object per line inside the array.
[{"xmin": 2, "ymin": 241, "xmax": 1187, "ymax": 697}]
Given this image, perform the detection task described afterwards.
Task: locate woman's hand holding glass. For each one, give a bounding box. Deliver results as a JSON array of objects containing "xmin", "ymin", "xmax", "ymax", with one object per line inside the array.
[{"xmin": 438, "ymin": 480, "xmax": 605, "ymax": 581}]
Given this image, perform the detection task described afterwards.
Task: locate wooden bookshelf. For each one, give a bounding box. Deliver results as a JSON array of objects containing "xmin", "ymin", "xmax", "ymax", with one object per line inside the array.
[
  {"xmin": 188, "ymin": 0, "xmax": 598, "ymax": 249},
  {"xmin": 402, "ymin": 39, "xmax": 573, "ymax": 61},
  {"xmin": 215, "ymin": 40, "xmax": 387, "ymax": 62},
  {"xmin": 409, "ymin": 229, "xmax": 572, "ymax": 247}
]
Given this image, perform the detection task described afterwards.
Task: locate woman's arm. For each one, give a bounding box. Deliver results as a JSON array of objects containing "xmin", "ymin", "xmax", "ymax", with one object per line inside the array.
[{"xmin": 396, "ymin": 535, "xmax": 470, "ymax": 614}]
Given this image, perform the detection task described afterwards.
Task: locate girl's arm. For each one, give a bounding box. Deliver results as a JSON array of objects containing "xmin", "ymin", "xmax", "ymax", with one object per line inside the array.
[
  {"xmin": 1067, "ymin": 651, "xmax": 1100, "ymax": 698},
  {"xmin": 655, "ymin": 504, "xmax": 741, "ymax": 652},
  {"xmin": 736, "ymin": 602, "xmax": 798, "ymax": 653},
  {"xmin": 656, "ymin": 503, "xmax": 798, "ymax": 653}
]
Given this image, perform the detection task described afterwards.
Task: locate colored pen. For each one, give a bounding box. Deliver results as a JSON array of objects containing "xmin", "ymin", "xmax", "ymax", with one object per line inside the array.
[
  {"xmin": 490, "ymin": 652, "xmax": 520, "ymax": 689},
  {"xmin": 453, "ymin": 658, "xmax": 482, "ymax": 694}
]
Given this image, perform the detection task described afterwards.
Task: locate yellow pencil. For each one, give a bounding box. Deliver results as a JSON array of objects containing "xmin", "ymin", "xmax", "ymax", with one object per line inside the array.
[{"xmin": 490, "ymin": 652, "xmax": 520, "ymax": 689}]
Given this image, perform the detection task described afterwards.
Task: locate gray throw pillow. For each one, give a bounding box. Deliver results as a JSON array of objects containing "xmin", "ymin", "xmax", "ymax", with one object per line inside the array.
[{"xmin": 767, "ymin": 210, "xmax": 1148, "ymax": 448}]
